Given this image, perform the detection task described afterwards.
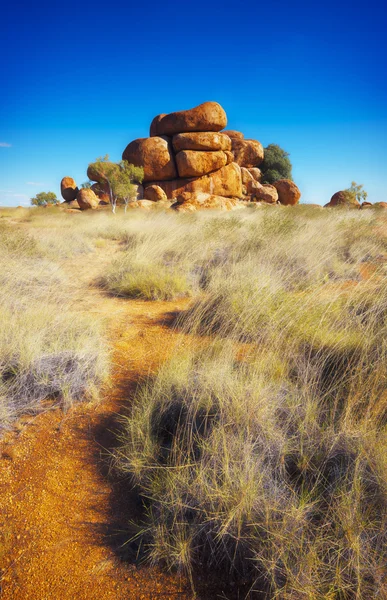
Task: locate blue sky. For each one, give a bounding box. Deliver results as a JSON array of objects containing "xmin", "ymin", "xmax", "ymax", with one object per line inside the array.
[{"xmin": 1, "ymin": 0, "xmax": 386, "ymax": 206}]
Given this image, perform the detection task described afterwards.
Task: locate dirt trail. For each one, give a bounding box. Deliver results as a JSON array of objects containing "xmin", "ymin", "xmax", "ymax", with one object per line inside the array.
[{"xmin": 0, "ymin": 243, "xmax": 195, "ymax": 599}]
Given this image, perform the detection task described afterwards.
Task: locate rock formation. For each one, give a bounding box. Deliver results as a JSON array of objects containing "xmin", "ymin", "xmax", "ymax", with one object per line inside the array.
[{"xmin": 61, "ymin": 100, "xmax": 302, "ymax": 212}]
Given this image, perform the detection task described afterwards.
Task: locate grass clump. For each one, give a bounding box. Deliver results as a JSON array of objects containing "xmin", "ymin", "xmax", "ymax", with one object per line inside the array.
[
  {"xmin": 114, "ymin": 207, "xmax": 387, "ymax": 598},
  {"xmin": 0, "ymin": 218, "xmax": 108, "ymax": 433}
]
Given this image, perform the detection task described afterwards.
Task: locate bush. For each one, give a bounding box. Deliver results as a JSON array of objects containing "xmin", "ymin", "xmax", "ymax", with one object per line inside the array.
[{"xmin": 260, "ymin": 143, "xmax": 292, "ymax": 184}]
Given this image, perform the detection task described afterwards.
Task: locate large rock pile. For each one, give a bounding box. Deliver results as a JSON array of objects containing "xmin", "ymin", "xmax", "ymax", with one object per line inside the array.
[{"xmin": 60, "ymin": 101, "xmax": 302, "ymax": 211}]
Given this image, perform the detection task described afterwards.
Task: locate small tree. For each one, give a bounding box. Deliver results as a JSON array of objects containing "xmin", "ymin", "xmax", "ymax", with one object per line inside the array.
[
  {"xmin": 260, "ymin": 144, "xmax": 292, "ymax": 184},
  {"xmin": 114, "ymin": 161, "xmax": 144, "ymax": 212},
  {"xmin": 31, "ymin": 191, "xmax": 59, "ymax": 206},
  {"xmin": 88, "ymin": 155, "xmax": 143, "ymax": 213},
  {"xmin": 343, "ymin": 181, "xmax": 368, "ymax": 204}
]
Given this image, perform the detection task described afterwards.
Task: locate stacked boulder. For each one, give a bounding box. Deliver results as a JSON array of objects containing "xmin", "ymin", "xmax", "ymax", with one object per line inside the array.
[
  {"xmin": 60, "ymin": 101, "xmax": 302, "ymax": 211},
  {"xmin": 122, "ymin": 101, "xmax": 301, "ymax": 211}
]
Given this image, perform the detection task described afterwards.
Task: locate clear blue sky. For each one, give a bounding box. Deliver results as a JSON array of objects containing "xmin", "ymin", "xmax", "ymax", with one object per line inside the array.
[{"xmin": 1, "ymin": 0, "xmax": 386, "ymax": 206}]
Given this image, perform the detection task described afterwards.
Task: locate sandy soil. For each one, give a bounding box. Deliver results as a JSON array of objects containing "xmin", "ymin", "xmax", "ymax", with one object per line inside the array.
[{"xmin": 0, "ymin": 242, "xmax": 199, "ymax": 599}]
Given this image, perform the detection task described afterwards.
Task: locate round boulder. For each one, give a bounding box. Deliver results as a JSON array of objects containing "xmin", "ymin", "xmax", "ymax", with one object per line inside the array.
[
  {"xmin": 328, "ymin": 191, "xmax": 360, "ymax": 209},
  {"xmin": 61, "ymin": 177, "xmax": 79, "ymax": 202},
  {"xmin": 248, "ymin": 167, "xmax": 262, "ymax": 182},
  {"xmin": 154, "ymin": 102, "xmax": 227, "ymax": 136},
  {"xmin": 231, "ymin": 138, "xmax": 264, "ymax": 168},
  {"xmin": 122, "ymin": 136, "xmax": 177, "ymax": 183},
  {"xmin": 144, "ymin": 185, "xmax": 168, "ymax": 202},
  {"xmin": 76, "ymin": 188, "xmax": 100, "ymax": 210},
  {"xmin": 273, "ymin": 179, "xmax": 301, "ymax": 206}
]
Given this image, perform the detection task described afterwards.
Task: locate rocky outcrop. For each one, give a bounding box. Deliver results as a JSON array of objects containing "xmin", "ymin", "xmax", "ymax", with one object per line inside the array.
[
  {"xmin": 76, "ymin": 188, "xmax": 100, "ymax": 210},
  {"xmin": 122, "ymin": 137, "xmax": 177, "ymax": 182},
  {"xmin": 176, "ymin": 150, "xmax": 228, "ymax": 178},
  {"xmin": 150, "ymin": 102, "xmax": 227, "ymax": 137},
  {"xmin": 144, "ymin": 185, "xmax": 168, "ymax": 202},
  {"xmin": 273, "ymin": 179, "xmax": 301, "ymax": 206},
  {"xmin": 62, "ymin": 100, "xmax": 304, "ymax": 214},
  {"xmin": 231, "ymin": 139, "xmax": 264, "ymax": 168},
  {"xmin": 172, "ymin": 132, "xmax": 231, "ymax": 153},
  {"xmin": 61, "ymin": 177, "xmax": 79, "ymax": 202}
]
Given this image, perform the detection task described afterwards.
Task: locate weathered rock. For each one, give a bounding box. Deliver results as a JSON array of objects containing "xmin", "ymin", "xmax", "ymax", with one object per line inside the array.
[
  {"xmin": 224, "ymin": 151, "xmax": 234, "ymax": 164},
  {"xmin": 175, "ymin": 150, "xmax": 228, "ymax": 178},
  {"xmin": 252, "ymin": 183, "xmax": 279, "ymax": 204},
  {"xmin": 328, "ymin": 191, "xmax": 360, "ymax": 209},
  {"xmin": 231, "ymin": 138, "xmax": 264, "ymax": 168},
  {"xmin": 222, "ymin": 130, "xmax": 244, "ymax": 140},
  {"xmin": 61, "ymin": 177, "xmax": 79, "ymax": 202},
  {"xmin": 273, "ymin": 179, "xmax": 301, "ymax": 206},
  {"xmin": 174, "ymin": 191, "xmax": 244, "ymax": 212},
  {"xmin": 172, "ymin": 132, "xmax": 232, "ymax": 153},
  {"xmin": 144, "ymin": 185, "xmax": 168, "ymax": 202},
  {"xmin": 361, "ymin": 201, "xmax": 373, "ymax": 209},
  {"xmin": 154, "ymin": 102, "xmax": 227, "ymax": 136},
  {"xmin": 147, "ymin": 162, "xmax": 242, "ymax": 199},
  {"xmin": 150, "ymin": 113, "xmax": 167, "ymax": 137},
  {"xmin": 248, "ymin": 167, "xmax": 262, "ymax": 181},
  {"xmin": 122, "ymin": 136, "xmax": 177, "ymax": 182},
  {"xmin": 374, "ymin": 202, "xmax": 387, "ymax": 209},
  {"xmin": 76, "ymin": 188, "xmax": 100, "ymax": 210},
  {"xmin": 241, "ymin": 167, "xmax": 256, "ymax": 191},
  {"xmin": 87, "ymin": 162, "xmax": 120, "ymax": 183}
]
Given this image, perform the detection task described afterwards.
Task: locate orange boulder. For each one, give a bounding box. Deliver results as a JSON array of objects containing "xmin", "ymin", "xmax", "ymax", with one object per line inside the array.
[
  {"xmin": 144, "ymin": 185, "xmax": 168, "ymax": 202},
  {"xmin": 172, "ymin": 132, "xmax": 232, "ymax": 153},
  {"xmin": 154, "ymin": 101, "xmax": 227, "ymax": 136},
  {"xmin": 60, "ymin": 177, "xmax": 79, "ymax": 202},
  {"xmin": 273, "ymin": 179, "xmax": 301, "ymax": 206},
  {"xmin": 147, "ymin": 162, "xmax": 243, "ymax": 200},
  {"xmin": 175, "ymin": 150, "xmax": 228, "ymax": 178},
  {"xmin": 122, "ymin": 136, "xmax": 177, "ymax": 182},
  {"xmin": 76, "ymin": 188, "xmax": 100, "ymax": 210},
  {"xmin": 231, "ymin": 138, "xmax": 264, "ymax": 168}
]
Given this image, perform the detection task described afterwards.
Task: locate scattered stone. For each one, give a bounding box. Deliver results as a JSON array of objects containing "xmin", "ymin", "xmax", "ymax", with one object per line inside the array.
[
  {"xmin": 60, "ymin": 177, "xmax": 79, "ymax": 202},
  {"xmin": 127, "ymin": 199, "xmax": 156, "ymax": 210},
  {"xmin": 122, "ymin": 136, "xmax": 177, "ymax": 182},
  {"xmin": 144, "ymin": 185, "xmax": 168, "ymax": 202},
  {"xmin": 373, "ymin": 202, "xmax": 387, "ymax": 209},
  {"xmin": 175, "ymin": 150, "xmax": 228, "ymax": 178},
  {"xmin": 273, "ymin": 179, "xmax": 301, "ymax": 206}
]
